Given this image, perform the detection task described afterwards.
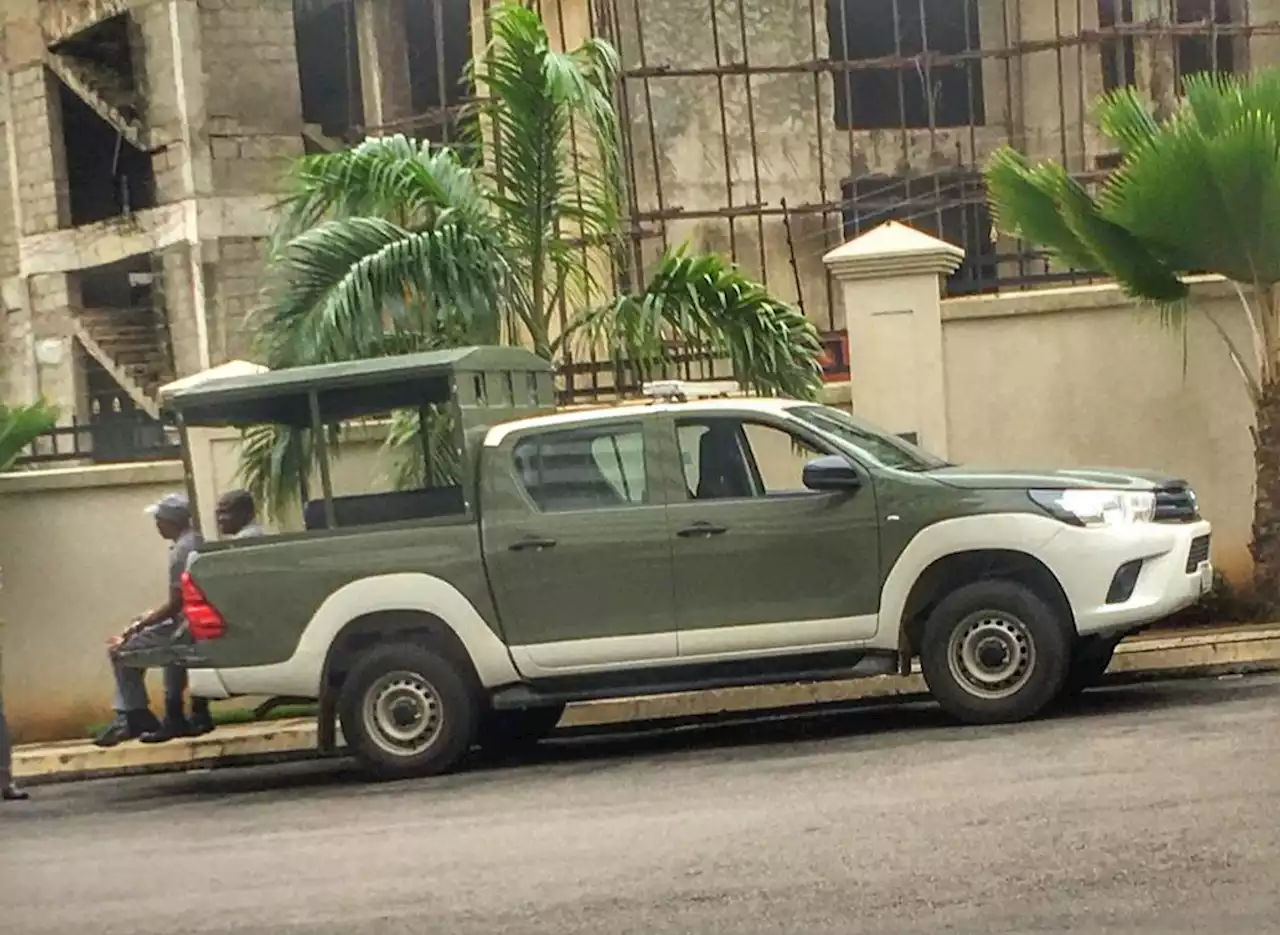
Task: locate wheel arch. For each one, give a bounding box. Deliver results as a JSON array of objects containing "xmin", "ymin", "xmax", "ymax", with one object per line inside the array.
[
  {"xmin": 897, "ymin": 548, "xmax": 1074, "ymax": 657},
  {"xmin": 321, "ymin": 609, "xmax": 484, "ymax": 700}
]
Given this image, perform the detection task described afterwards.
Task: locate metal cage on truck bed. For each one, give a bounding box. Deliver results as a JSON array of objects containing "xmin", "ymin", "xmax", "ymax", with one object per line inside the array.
[{"xmin": 161, "ymin": 346, "xmax": 556, "ymax": 533}]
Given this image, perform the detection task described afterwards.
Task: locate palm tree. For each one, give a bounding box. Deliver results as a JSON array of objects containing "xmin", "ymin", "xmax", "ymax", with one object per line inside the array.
[
  {"xmin": 243, "ymin": 0, "xmax": 822, "ymax": 515},
  {"xmin": 983, "ymin": 69, "xmax": 1280, "ymax": 605},
  {"xmin": 0, "ymin": 402, "xmax": 57, "ymax": 473}
]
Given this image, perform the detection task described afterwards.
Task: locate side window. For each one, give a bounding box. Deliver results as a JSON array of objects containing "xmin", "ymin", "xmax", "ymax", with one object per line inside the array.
[
  {"xmin": 677, "ymin": 418, "xmax": 826, "ymax": 500},
  {"xmin": 512, "ymin": 423, "xmax": 648, "ymax": 512},
  {"xmin": 742, "ymin": 422, "xmax": 824, "ymax": 494}
]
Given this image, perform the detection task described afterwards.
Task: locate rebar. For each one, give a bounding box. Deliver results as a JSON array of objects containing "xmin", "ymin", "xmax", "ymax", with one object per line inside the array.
[{"xmin": 310, "ymin": 0, "xmax": 1280, "ymax": 319}]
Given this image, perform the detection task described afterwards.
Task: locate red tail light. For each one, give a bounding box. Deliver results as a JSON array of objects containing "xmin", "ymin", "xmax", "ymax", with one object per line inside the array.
[{"xmin": 181, "ymin": 571, "xmax": 226, "ymax": 640}]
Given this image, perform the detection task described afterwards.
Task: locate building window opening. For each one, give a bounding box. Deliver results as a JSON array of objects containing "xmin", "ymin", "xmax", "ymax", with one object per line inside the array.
[
  {"xmin": 293, "ymin": 0, "xmax": 364, "ymax": 143},
  {"xmin": 827, "ymin": 0, "xmax": 984, "ymax": 130},
  {"xmin": 51, "ymin": 15, "xmax": 154, "ymax": 226}
]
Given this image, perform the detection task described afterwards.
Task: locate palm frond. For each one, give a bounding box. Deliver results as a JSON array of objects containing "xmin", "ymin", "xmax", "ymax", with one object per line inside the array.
[
  {"xmin": 984, "ymin": 147, "xmax": 1102, "ymax": 273},
  {"xmin": 471, "ymin": 0, "xmax": 624, "ymax": 349},
  {"xmin": 273, "ymin": 136, "xmax": 494, "ymax": 248},
  {"xmin": 0, "ymin": 400, "xmax": 57, "ymax": 472},
  {"xmin": 1093, "ymin": 86, "xmax": 1162, "ymax": 156},
  {"xmin": 571, "ymin": 249, "xmax": 824, "ymax": 401},
  {"xmin": 1099, "ymin": 103, "xmax": 1280, "ymax": 285},
  {"xmin": 381, "ymin": 405, "xmax": 462, "ymax": 490},
  {"xmin": 1049, "ymin": 169, "xmax": 1188, "ymax": 304},
  {"xmin": 256, "ymin": 215, "xmax": 508, "ymax": 368},
  {"xmin": 236, "ymin": 423, "xmax": 313, "ymax": 521}
]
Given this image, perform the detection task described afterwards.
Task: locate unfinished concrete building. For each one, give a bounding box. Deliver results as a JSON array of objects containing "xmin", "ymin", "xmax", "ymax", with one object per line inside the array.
[{"xmin": 1, "ymin": 0, "xmax": 1276, "ymax": 463}]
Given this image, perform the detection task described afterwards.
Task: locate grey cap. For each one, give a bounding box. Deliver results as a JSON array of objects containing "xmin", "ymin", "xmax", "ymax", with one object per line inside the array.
[{"xmin": 145, "ymin": 492, "xmax": 191, "ymax": 524}]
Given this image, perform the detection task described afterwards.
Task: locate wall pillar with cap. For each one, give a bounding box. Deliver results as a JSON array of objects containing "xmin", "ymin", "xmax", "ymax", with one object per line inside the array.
[{"xmin": 822, "ymin": 221, "xmax": 965, "ymax": 460}]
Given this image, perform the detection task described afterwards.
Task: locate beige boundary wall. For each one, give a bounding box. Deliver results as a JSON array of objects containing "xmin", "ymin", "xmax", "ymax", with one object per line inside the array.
[
  {"xmin": 825, "ymin": 222, "xmax": 1257, "ymax": 585},
  {"xmin": 0, "ymin": 461, "xmax": 187, "ymax": 742},
  {"xmin": 0, "ymin": 435, "xmax": 397, "ymax": 743}
]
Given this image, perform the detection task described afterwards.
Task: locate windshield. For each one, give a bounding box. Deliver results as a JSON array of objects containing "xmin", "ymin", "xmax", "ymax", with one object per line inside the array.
[{"xmin": 788, "ymin": 405, "xmax": 949, "ymax": 472}]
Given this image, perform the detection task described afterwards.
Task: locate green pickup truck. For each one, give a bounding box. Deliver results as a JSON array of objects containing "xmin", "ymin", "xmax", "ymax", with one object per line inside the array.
[{"xmin": 164, "ymin": 347, "xmax": 1213, "ymax": 778}]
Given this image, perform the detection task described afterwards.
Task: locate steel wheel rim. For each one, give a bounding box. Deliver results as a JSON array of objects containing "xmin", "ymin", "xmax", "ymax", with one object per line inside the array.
[
  {"xmin": 362, "ymin": 670, "xmax": 444, "ymax": 758},
  {"xmin": 946, "ymin": 612, "xmax": 1036, "ymax": 700}
]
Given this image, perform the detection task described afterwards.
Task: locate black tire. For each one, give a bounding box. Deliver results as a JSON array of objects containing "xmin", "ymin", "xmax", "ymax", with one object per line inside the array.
[
  {"xmin": 1060, "ymin": 635, "xmax": 1120, "ymax": 698},
  {"xmin": 476, "ymin": 704, "xmax": 566, "ymax": 756},
  {"xmin": 338, "ymin": 642, "xmax": 479, "ymax": 779},
  {"xmin": 919, "ymin": 579, "xmax": 1071, "ymax": 725}
]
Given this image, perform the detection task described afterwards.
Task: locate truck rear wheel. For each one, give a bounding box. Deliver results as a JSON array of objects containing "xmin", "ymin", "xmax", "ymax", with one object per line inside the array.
[
  {"xmin": 338, "ymin": 643, "xmax": 479, "ymax": 779},
  {"xmin": 920, "ymin": 579, "xmax": 1070, "ymax": 725},
  {"xmin": 476, "ymin": 704, "xmax": 566, "ymax": 756}
]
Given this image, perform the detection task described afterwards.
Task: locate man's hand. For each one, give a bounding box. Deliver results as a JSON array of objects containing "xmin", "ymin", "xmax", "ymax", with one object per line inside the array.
[{"xmin": 109, "ymin": 619, "xmax": 144, "ymax": 651}]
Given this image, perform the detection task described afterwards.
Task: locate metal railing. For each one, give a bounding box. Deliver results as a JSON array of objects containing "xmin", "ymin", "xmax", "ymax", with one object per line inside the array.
[
  {"xmin": 555, "ymin": 334, "xmax": 851, "ymax": 405},
  {"xmin": 12, "ymin": 413, "xmax": 179, "ymax": 468}
]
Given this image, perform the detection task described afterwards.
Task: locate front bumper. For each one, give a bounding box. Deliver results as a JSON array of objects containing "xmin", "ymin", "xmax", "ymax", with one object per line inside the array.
[{"xmin": 1040, "ymin": 518, "xmax": 1213, "ymax": 638}]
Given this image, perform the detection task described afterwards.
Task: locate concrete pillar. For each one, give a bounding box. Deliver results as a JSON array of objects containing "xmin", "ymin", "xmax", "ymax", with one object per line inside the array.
[
  {"xmin": 28, "ymin": 273, "xmax": 82, "ymax": 420},
  {"xmin": 9, "ymin": 67, "xmax": 71, "ymax": 236},
  {"xmin": 141, "ymin": 0, "xmax": 213, "ymax": 202},
  {"xmin": 355, "ymin": 0, "xmax": 414, "ymax": 132},
  {"xmin": 822, "ymin": 222, "xmax": 964, "ymax": 459},
  {"xmin": 1248, "ymin": 0, "xmax": 1280, "ymax": 71},
  {"xmin": 1014, "ymin": 0, "xmax": 1105, "ymax": 169},
  {"xmin": 1, "ymin": 277, "xmax": 34, "ymax": 403},
  {"xmin": 1131, "ymin": 0, "xmax": 1177, "ymax": 119}
]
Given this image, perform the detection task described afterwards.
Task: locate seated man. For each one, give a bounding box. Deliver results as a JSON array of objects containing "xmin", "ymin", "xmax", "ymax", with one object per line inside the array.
[
  {"xmin": 215, "ymin": 488, "xmax": 265, "ymax": 541},
  {"xmin": 95, "ymin": 493, "xmax": 210, "ymax": 747}
]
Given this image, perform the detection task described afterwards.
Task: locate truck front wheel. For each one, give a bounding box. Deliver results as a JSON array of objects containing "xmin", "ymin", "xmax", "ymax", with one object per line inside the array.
[
  {"xmin": 338, "ymin": 643, "xmax": 479, "ymax": 779},
  {"xmin": 920, "ymin": 580, "xmax": 1070, "ymax": 724}
]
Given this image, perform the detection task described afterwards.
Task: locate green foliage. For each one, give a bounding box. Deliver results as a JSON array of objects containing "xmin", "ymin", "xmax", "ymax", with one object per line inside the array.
[
  {"xmin": 0, "ymin": 401, "xmax": 57, "ymax": 473},
  {"xmin": 985, "ymin": 69, "xmax": 1280, "ymax": 404},
  {"xmin": 243, "ymin": 1, "xmax": 822, "ymax": 514},
  {"xmin": 986, "ymin": 70, "xmax": 1280, "ymax": 299}
]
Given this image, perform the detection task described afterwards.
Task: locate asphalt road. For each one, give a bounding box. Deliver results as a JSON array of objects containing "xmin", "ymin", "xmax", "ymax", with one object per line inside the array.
[{"xmin": 3, "ymin": 673, "xmax": 1279, "ymax": 935}]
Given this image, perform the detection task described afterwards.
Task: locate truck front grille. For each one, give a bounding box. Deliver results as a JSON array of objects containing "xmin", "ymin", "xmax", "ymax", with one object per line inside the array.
[
  {"xmin": 1154, "ymin": 484, "xmax": 1200, "ymax": 523},
  {"xmin": 1186, "ymin": 534, "xmax": 1211, "ymax": 572}
]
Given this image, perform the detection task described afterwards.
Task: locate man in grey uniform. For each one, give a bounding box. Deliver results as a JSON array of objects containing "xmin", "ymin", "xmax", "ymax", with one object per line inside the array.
[{"xmin": 94, "ymin": 493, "xmax": 209, "ymax": 747}]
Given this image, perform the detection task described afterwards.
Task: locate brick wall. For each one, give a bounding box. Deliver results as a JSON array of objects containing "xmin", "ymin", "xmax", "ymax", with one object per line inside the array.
[
  {"xmin": 0, "ymin": 85, "xmax": 19, "ymax": 277},
  {"xmin": 199, "ymin": 0, "xmax": 303, "ymax": 197},
  {"xmin": 159, "ymin": 245, "xmax": 203, "ymax": 377},
  {"xmin": 209, "ymin": 236, "xmax": 268, "ymax": 363},
  {"xmin": 9, "ymin": 66, "xmax": 69, "ymax": 236},
  {"xmin": 28, "ymin": 272, "xmax": 81, "ymax": 417}
]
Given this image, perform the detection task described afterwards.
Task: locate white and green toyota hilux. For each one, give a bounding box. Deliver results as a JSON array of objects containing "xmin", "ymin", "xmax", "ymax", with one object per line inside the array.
[{"xmin": 154, "ymin": 348, "xmax": 1213, "ymax": 778}]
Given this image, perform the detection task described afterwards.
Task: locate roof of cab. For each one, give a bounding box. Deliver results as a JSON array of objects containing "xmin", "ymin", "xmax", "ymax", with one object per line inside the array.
[{"xmin": 165, "ymin": 346, "xmax": 552, "ymax": 427}]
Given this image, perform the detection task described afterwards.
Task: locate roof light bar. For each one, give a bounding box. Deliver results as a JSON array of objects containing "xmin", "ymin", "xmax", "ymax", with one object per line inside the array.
[{"xmin": 641, "ymin": 379, "xmax": 742, "ymax": 401}]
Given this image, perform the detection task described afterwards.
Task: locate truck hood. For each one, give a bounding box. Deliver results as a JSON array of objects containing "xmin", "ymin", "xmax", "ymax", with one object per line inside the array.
[{"xmin": 926, "ymin": 466, "xmax": 1185, "ymax": 491}]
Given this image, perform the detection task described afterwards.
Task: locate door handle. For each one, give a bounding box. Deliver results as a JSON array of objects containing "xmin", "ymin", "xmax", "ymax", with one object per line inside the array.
[
  {"xmin": 509, "ymin": 536, "xmax": 558, "ymax": 552},
  {"xmin": 677, "ymin": 522, "xmax": 728, "ymax": 538}
]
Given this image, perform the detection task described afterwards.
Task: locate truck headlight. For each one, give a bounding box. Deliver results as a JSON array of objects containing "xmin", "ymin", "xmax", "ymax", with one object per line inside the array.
[{"xmin": 1029, "ymin": 489, "xmax": 1156, "ymax": 527}]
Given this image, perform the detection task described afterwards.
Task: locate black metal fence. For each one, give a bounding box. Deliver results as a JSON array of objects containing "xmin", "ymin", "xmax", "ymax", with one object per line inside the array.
[
  {"xmin": 13, "ymin": 412, "xmax": 179, "ymax": 467},
  {"xmin": 556, "ymin": 333, "xmax": 851, "ymax": 406}
]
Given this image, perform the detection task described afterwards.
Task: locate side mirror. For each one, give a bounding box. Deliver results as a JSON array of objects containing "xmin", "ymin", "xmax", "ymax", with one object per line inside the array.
[{"xmin": 802, "ymin": 455, "xmax": 862, "ymax": 492}]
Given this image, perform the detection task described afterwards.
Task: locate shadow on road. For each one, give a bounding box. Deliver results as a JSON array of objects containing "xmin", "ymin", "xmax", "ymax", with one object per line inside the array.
[{"xmin": 107, "ymin": 672, "xmax": 1275, "ymax": 802}]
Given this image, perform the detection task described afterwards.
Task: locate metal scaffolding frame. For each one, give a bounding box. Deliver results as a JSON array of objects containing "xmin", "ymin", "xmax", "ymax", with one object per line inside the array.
[{"xmin": 293, "ymin": 0, "xmax": 1280, "ymax": 394}]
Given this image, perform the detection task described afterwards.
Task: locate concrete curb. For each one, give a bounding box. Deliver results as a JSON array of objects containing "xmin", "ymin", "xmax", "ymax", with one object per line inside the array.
[{"xmin": 14, "ymin": 626, "xmax": 1280, "ymax": 785}]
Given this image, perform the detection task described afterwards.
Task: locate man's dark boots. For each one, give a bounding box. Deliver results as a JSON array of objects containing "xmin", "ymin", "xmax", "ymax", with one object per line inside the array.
[
  {"xmin": 188, "ymin": 698, "xmax": 215, "ymax": 737},
  {"xmin": 140, "ymin": 700, "xmax": 191, "ymax": 745},
  {"xmin": 93, "ymin": 710, "xmax": 161, "ymax": 748}
]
